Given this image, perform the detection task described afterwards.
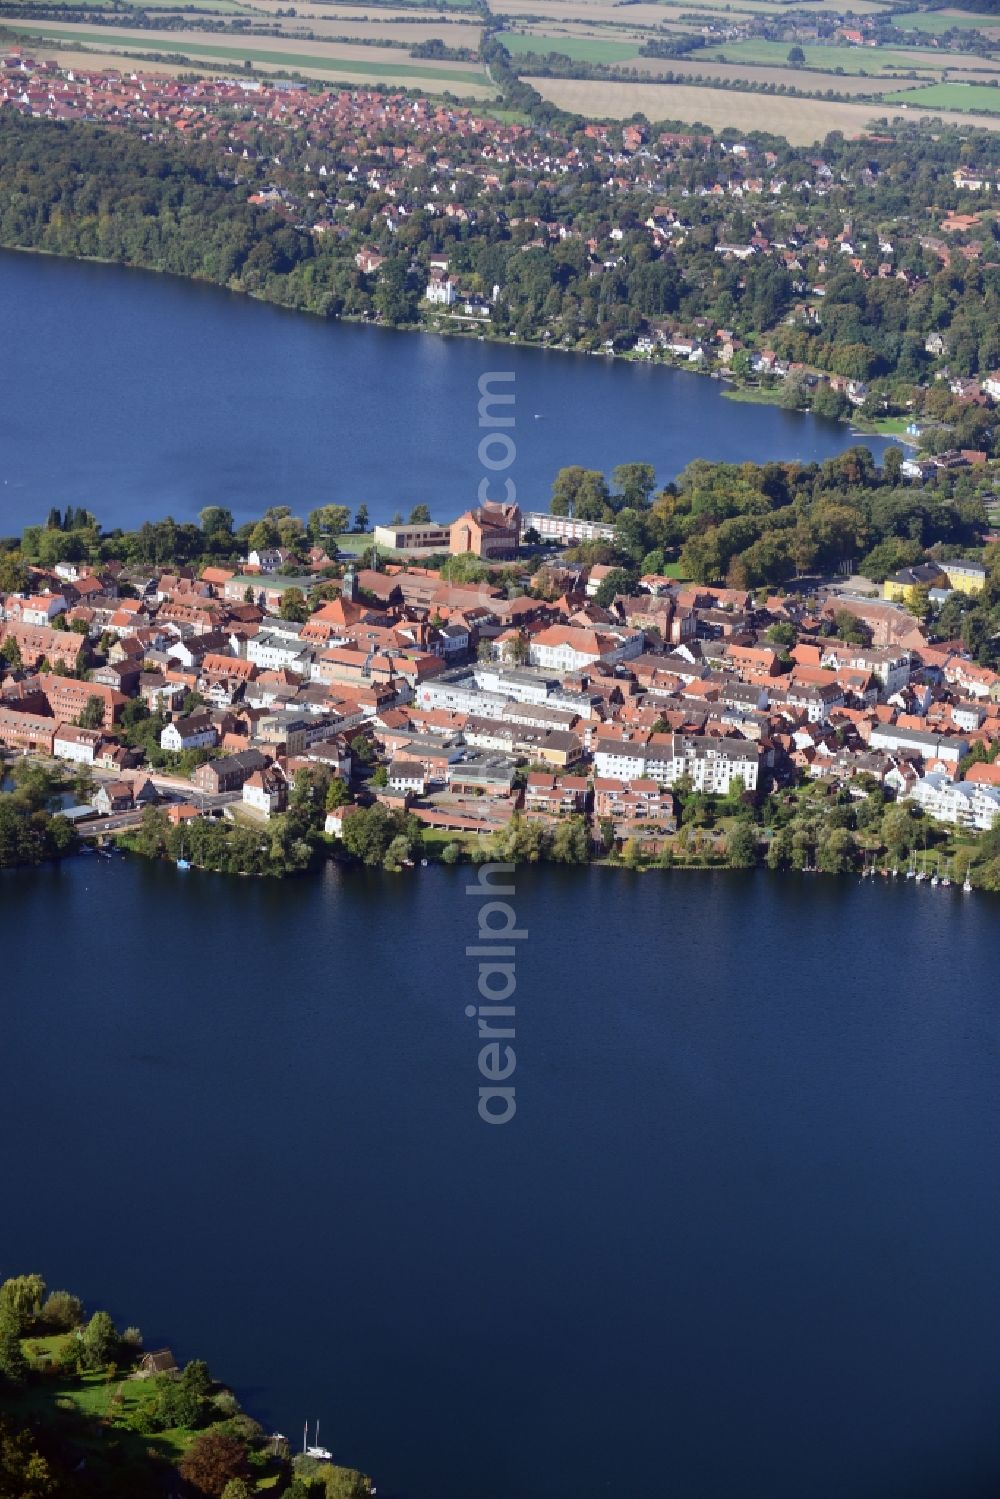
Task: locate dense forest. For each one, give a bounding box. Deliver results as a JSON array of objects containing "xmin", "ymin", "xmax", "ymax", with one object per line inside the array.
[
  {"xmin": 0, "ymin": 116, "xmax": 328, "ymax": 309},
  {"xmin": 0, "ymin": 761, "xmax": 78, "ymax": 867}
]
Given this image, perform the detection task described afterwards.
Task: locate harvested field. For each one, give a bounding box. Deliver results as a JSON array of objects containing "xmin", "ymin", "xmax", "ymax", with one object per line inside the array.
[
  {"xmin": 8, "ymin": 17, "xmax": 494, "ymax": 85},
  {"xmin": 491, "ymin": 1, "xmax": 689, "ymax": 27},
  {"xmin": 248, "ymin": 1, "xmax": 465, "ymax": 16},
  {"xmin": 628, "ymin": 54, "xmax": 932, "ymax": 93},
  {"xmin": 527, "ymin": 75, "xmax": 1000, "ymax": 139},
  {"xmin": 279, "ymin": 15, "xmax": 483, "ymax": 44},
  {"xmin": 0, "ymin": 41, "xmax": 231, "ymax": 69},
  {"xmin": 2, "ymin": 0, "xmax": 250, "ymax": 6}
]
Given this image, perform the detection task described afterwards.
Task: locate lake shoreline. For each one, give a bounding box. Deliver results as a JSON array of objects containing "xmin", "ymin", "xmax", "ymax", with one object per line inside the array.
[
  {"xmin": 0, "ymin": 239, "xmax": 892, "ymax": 452},
  {"xmin": 102, "ymin": 838, "xmax": 992, "ymax": 892}
]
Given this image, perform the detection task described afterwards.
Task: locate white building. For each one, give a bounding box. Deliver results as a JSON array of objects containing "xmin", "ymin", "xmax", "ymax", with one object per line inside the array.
[
  {"xmin": 242, "ymin": 767, "xmax": 287, "ymax": 818},
  {"xmin": 594, "ymin": 734, "xmax": 759, "ymax": 794},
  {"xmin": 907, "ymin": 773, "xmax": 1000, "ymax": 831},
  {"xmin": 869, "ymin": 724, "xmax": 967, "ymax": 764},
  {"xmin": 820, "ymin": 643, "xmax": 910, "ymax": 694},
  {"xmin": 425, "ymin": 276, "xmax": 457, "ymax": 306},
  {"xmin": 528, "ymin": 625, "xmax": 644, "ymax": 674},
  {"xmin": 52, "ymin": 724, "xmax": 102, "ymax": 765},
  {"xmin": 388, "ymin": 759, "xmax": 426, "ymax": 794},
  {"xmin": 247, "ymin": 631, "xmax": 314, "ymax": 673},
  {"xmin": 521, "ymin": 512, "xmax": 617, "ymax": 544},
  {"xmin": 160, "ymin": 712, "xmax": 218, "ymax": 753}
]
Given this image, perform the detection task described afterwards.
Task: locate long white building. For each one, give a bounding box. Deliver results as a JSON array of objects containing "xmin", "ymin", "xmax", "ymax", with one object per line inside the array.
[{"xmin": 594, "ymin": 734, "xmax": 760, "ymax": 794}]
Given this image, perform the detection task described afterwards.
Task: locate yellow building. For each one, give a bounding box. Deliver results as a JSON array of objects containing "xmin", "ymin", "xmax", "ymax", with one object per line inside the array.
[
  {"xmin": 882, "ymin": 564, "xmax": 945, "ymax": 603},
  {"xmin": 940, "ymin": 558, "xmax": 988, "ymax": 594}
]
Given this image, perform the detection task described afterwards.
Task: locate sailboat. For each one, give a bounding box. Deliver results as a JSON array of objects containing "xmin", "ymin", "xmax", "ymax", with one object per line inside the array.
[
  {"xmin": 176, "ymin": 833, "xmax": 191, "ymax": 871},
  {"xmin": 963, "ymin": 874, "xmax": 974, "ymax": 893},
  {"xmin": 306, "ymin": 1420, "xmax": 332, "ymax": 1461}
]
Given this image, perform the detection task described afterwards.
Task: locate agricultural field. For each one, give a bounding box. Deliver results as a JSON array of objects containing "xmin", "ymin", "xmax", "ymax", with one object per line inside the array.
[
  {"xmin": 700, "ymin": 39, "xmax": 948, "ymax": 73},
  {"xmin": 249, "ymin": 1, "xmax": 472, "ymax": 16},
  {"xmin": 884, "ymin": 79, "xmax": 1000, "ymax": 112},
  {"xmin": 683, "ymin": 0, "xmax": 897, "ymax": 10},
  {"xmin": 890, "ymin": 8, "xmax": 1000, "ymax": 33},
  {"xmin": 629, "ymin": 53, "xmax": 930, "ymax": 93},
  {"xmin": 527, "ymin": 74, "xmax": 1000, "ymax": 139},
  {"xmin": 497, "ymin": 28, "xmax": 643, "ymax": 61},
  {"xmin": 490, "ymin": 1, "xmax": 689, "ymax": 26},
  {"xmin": 1, "ymin": 0, "xmax": 252, "ymax": 7},
  {"xmin": 296, "ymin": 15, "xmax": 481, "ymax": 41},
  {"xmin": 0, "ymin": 40, "xmax": 231, "ymax": 69},
  {"xmin": 5, "ymin": 17, "xmax": 496, "ymax": 89}
]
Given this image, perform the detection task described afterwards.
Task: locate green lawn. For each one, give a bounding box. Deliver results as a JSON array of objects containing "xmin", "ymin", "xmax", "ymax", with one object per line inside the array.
[
  {"xmin": 884, "ymin": 79, "xmax": 1000, "ymax": 111},
  {"xmin": 9, "ymin": 23, "xmax": 489, "ymax": 81},
  {"xmin": 702, "ymin": 39, "xmax": 943, "ymax": 72},
  {"xmin": 723, "ymin": 384, "xmax": 786, "ymax": 408},
  {"xmin": 497, "ymin": 29, "xmax": 642, "ymax": 62},
  {"xmin": 10, "ymin": 1357, "xmax": 196, "ymax": 1466},
  {"xmin": 419, "ymin": 827, "xmax": 485, "ymax": 857}
]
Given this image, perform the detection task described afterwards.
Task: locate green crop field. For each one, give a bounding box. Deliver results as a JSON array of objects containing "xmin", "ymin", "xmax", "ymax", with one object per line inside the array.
[
  {"xmin": 497, "ymin": 28, "xmax": 642, "ymax": 61},
  {"xmin": 701, "ymin": 39, "xmax": 943, "ymax": 73},
  {"xmin": 891, "ymin": 9, "xmax": 1000, "ymax": 32},
  {"xmin": 884, "ymin": 79, "xmax": 1000, "ymax": 111}
]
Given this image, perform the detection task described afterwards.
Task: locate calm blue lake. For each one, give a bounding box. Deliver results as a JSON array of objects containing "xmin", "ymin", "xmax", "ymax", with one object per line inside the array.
[
  {"xmin": 2, "ymin": 858, "xmax": 999, "ymax": 1499},
  {"xmin": 0, "ymin": 249, "xmax": 891, "ymax": 535}
]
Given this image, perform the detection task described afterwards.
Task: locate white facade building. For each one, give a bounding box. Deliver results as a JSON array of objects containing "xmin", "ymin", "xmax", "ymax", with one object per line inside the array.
[{"xmin": 907, "ymin": 773, "xmax": 1000, "ymax": 831}]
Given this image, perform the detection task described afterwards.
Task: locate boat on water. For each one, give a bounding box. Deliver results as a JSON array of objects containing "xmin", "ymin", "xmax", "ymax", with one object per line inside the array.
[
  {"xmin": 303, "ymin": 1421, "xmax": 332, "ymax": 1462},
  {"xmin": 963, "ymin": 877, "xmax": 974, "ymax": 893},
  {"xmin": 176, "ymin": 858, "xmax": 191, "ymax": 871}
]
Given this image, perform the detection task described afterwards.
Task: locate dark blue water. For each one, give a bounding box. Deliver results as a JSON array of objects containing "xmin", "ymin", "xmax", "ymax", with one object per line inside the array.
[
  {"xmin": 0, "ymin": 249, "xmax": 892, "ymax": 535},
  {"xmin": 3, "ymin": 857, "xmax": 1000, "ymax": 1499}
]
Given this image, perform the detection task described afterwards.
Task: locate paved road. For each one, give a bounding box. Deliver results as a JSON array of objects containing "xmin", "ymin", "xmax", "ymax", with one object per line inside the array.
[{"xmin": 77, "ymin": 790, "xmax": 241, "ymax": 840}]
